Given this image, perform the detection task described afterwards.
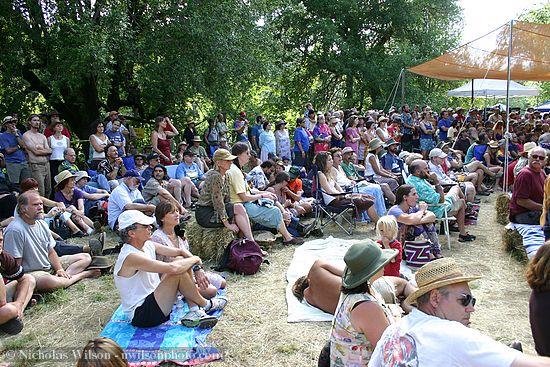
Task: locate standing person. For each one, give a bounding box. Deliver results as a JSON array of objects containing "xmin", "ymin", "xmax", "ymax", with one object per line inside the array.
[
  {"xmin": 203, "ymin": 118, "xmax": 220, "ymax": 157},
  {"xmin": 329, "ymin": 240, "xmax": 398, "ymax": 366},
  {"xmin": 48, "ymin": 120, "xmax": 70, "ymax": 191},
  {"xmin": 105, "ymin": 119, "xmax": 126, "ymax": 157},
  {"xmin": 527, "ymin": 242, "xmax": 550, "ymax": 357},
  {"xmin": 182, "ymin": 118, "xmax": 197, "ymax": 146},
  {"xmin": 259, "ymin": 121, "xmax": 276, "ymax": 162},
  {"xmin": 376, "ymin": 116, "xmax": 390, "ymax": 142},
  {"xmin": 369, "ymin": 258, "xmax": 550, "ymax": 367},
  {"xmin": 438, "ymin": 110, "xmax": 453, "ymax": 142},
  {"xmin": 88, "ymin": 120, "xmax": 110, "ymax": 170},
  {"xmin": 275, "ymin": 120, "xmax": 291, "ymax": 160},
  {"xmin": 0, "ymin": 116, "xmax": 31, "ymax": 187},
  {"xmin": 345, "ymin": 117, "xmax": 361, "ymax": 154},
  {"xmin": 22, "ymin": 115, "xmax": 52, "ymax": 198},
  {"xmin": 293, "ymin": 117, "xmax": 311, "ymax": 168},
  {"xmin": 248, "ymin": 115, "xmax": 264, "ymax": 154},
  {"xmin": 313, "ymin": 115, "xmax": 331, "ymax": 154},
  {"xmin": 400, "ymin": 105, "xmax": 415, "ymax": 153},
  {"xmin": 234, "ymin": 111, "xmax": 249, "ymax": 145},
  {"xmin": 151, "ymin": 116, "xmax": 179, "ymax": 166},
  {"xmin": 113, "ymin": 210, "xmax": 227, "ymax": 328},
  {"xmin": 227, "ymin": 142, "xmax": 303, "ymax": 245},
  {"xmin": 215, "ymin": 113, "xmax": 229, "ymax": 142},
  {"xmin": 329, "ymin": 116, "xmax": 344, "ymax": 148},
  {"xmin": 419, "ymin": 112, "xmax": 436, "ymax": 159},
  {"xmin": 43, "ymin": 110, "xmax": 71, "ymax": 139}
]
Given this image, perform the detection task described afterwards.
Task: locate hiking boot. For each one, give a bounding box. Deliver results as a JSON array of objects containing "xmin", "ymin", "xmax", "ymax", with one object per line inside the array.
[
  {"xmin": 181, "ymin": 309, "xmax": 218, "ymax": 329},
  {"xmin": 93, "ymin": 220, "xmax": 103, "ymax": 233},
  {"xmin": 88, "ymin": 239, "xmax": 104, "ymax": 257},
  {"xmin": 0, "ymin": 317, "xmax": 23, "ymax": 335},
  {"xmin": 204, "ymin": 296, "xmax": 228, "ymax": 314}
]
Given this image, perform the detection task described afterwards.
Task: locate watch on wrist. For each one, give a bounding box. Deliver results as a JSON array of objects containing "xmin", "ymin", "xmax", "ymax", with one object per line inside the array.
[{"xmin": 192, "ymin": 264, "xmax": 203, "ymax": 272}]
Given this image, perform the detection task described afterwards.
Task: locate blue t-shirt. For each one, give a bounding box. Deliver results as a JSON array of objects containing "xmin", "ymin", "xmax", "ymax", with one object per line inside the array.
[
  {"xmin": 438, "ymin": 119, "xmax": 452, "ymax": 141},
  {"xmin": 175, "ymin": 162, "xmax": 203, "ymax": 185},
  {"xmin": 105, "ymin": 130, "xmax": 125, "ymax": 157},
  {"xmin": 0, "ymin": 132, "xmax": 26, "ymax": 163},
  {"xmin": 293, "ymin": 127, "xmax": 310, "ymax": 153}
]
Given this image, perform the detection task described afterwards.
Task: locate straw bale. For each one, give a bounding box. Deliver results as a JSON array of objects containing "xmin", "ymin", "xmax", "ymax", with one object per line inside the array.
[
  {"xmin": 501, "ymin": 228, "xmax": 528, "ymax": 263},
  {"xmin": 495, "ymin": 193, "xmax": 510, "ymax": 225},
  {"xmin": 186, "ymin": 217, "xmax": 235, "ymax": 263}
]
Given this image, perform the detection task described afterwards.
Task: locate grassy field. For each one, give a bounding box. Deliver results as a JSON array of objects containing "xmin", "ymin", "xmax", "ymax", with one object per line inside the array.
[{"xmin": 0, "ymin": 193, "xmax": 535, "ymax": 367}]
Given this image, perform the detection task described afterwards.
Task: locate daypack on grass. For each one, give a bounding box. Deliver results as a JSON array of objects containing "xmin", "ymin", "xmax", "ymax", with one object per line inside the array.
[{"xmin": 216, "ymin": 238, "xmax": 266, "ymax": 275}]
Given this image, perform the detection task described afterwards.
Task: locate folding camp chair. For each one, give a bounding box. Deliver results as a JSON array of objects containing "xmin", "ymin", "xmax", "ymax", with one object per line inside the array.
[
  {"xmin": 310, "ymin": 164, "xmax": 356, "ymax": 236},
  {"xmin": 430, "ymin": 203, "xmax": 456, "ymax": 250}
]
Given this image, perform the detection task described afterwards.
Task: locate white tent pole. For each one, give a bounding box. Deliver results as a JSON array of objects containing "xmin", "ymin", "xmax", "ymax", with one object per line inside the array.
[{"xmin": 504, "ymin": 20, "xmax": 513, "ymax": 193}]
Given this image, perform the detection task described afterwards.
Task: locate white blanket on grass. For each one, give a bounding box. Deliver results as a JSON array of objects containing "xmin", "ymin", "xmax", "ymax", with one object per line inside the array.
[
  {"xmin": 285, "ymin": 236, "xmax": 415, "ymax": 323},
  {"xmin": 506, "ymin": 223, "xmax": 545, "ymax": 259}
]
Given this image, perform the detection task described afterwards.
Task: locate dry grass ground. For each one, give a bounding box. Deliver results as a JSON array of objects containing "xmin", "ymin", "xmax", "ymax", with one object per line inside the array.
[{"xmin": 0, "ymin": 193, "xmax": 536, "ymax": 366}]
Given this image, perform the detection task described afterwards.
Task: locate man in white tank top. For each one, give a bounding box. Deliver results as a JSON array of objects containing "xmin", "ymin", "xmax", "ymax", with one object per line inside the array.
[{"xmin": 113, "ymin": 210, "xmax": 227, "ymax": 328}]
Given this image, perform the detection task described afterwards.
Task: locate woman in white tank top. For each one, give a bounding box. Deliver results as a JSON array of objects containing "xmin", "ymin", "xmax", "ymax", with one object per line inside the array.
[
  {"xmin": 89, "ymin": 121, "xmax": 110, "ymax": 169},
  {"xmin": 48, "ymin": 121, "xmax": 70, "ymax": 188}
]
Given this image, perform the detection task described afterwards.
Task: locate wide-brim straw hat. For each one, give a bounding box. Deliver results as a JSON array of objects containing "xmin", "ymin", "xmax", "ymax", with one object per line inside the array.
[
  {"xmin": 342, "ymin": 240, "xmax": 398, "ymax": 289},
  {"xmin": 488, "ymin": 140, "xmax": 499, "ymax": 149},
  {"xmin": 522, "ymin": 142, "xmax": 537, "ymax": 156},
  {"xmin": 405, "ymin": 258, "xmax": 481, "ymax": 305},
  {"xmin": 54, "ymin": 170, "xmax": 77, "ymax": 188},
  {"xmin": 368, "ymin": 138, "xmax": 384, "ymax": 152}
]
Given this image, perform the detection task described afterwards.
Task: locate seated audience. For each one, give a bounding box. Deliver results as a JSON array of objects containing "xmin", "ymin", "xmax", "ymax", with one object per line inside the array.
[
  {"xmin": 60, "ymin": 147, "xmax": 110, "ymax": 191},
  {"xmin": 247, "ymin": 160, "xmax": 275, "ymax": 190},
  {"xmin": 195, "ymin": 149, "xmax": 254, "ymax": 239},
  {"xmin": 54, "ymin": 171, "xmax": 97, "ymax": 237},
  {"xmin": 108, "ymin": 170, "xmax": 155, "ymax": 230},
  {"xmin": 380, "ymin": 139, "xmax": 405, "ymax": 178},
  {"xmin": 428, "ymin": 148, "xmax": 477, "ymax": 203},
  {"xmin": 329, "ymin": 240, "xmax": 398, "ymax": 365},
  {"xmin": 152, "ymin": 201, "xmax": 226, "ymax": 298},
  {"xmin": 227, "ymin": 142, "xmax": 303, "ymax": 245},
  {"xmin": 190, "ymin": 136, "xmax": 211, "ymax": 171},
  {"xmin": 285, "ymin": 166, "xmax": 314, "ymax": 216},
  {"xmin": 407, "ymin": 160, "xmax": 475, "ymax": 242},
  {"xmin": 370, "ymin": 258, "xmax": 550, "ymax": 366},
  {"xmin": 0, "ymin": 229, "xmax": 36, "ymax": 335},
  {"xmin": 365, "ymin": 139, "xmax": 398, "ymax": 203},
  {"xmin": 133, "ymin": 153, "xmax": 146, "ymax": 173},
  {"xmin": 113, "ymin": 210, "xmax": 227, "ymax": 328},
  {"xmin": 175, "ymin": 150, "xmax": 202, "ymax": 207},
  {"xmin": 510, "ymin": 147, "xmax": 546, "ymax": 224},
  {"xmin": 74, "ymin": 171, "xmax": 110, "ymax": 218},
  {"xmin": 316, "ymin": 151, "xmax": 379, "ymax": 223},
  {"xmin": 527, "ymin": 242, "xmax": 550, "ymax": 357},
  {"xmin": 4, "ymin": 191, "xmax": 99, "ymax": 292},
  {"xmin": 142, "ymin": 164, "xmax": 185, "ymax": 214},
  {"xmin": 98, "ymin": 145, "xmax": 127, "ymax": 191}
]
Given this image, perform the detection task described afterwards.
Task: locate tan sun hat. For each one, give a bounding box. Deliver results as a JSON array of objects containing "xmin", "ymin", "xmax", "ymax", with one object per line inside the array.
[
  {"xmin": 522, "ymin": 142, "xmax": 537, "ymax": 155},
  {"xmin": 54, "ymin": 170, "xmax": 77, "ymax": 188},
  {"xmin": 213, "ymin": 148, "xmax": 237, "ymax": 162},
  {"xmin": 405, "ymin": 258, "xmax": 481, "ymax": 305},
  {"xmin": 368, "ymin": 138, "xmax": 384, "ymax": 152}
]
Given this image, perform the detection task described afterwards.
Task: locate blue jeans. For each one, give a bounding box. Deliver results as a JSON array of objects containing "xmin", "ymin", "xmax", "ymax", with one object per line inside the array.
[{"xmin": 88, "ymin": 174, "xmax": 110, "ymax": 192}]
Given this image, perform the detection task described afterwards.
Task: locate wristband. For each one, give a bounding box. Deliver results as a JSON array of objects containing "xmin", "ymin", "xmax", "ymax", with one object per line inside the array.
[{"xmin": 192, "ymin": 264, "xmax": 203, "ymax": 272}]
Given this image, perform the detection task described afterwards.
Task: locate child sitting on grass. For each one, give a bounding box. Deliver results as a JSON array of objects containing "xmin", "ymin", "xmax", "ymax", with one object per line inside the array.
[{"xmin": 376, "ymin": 215, "xmax": 402, "ymax": 277}]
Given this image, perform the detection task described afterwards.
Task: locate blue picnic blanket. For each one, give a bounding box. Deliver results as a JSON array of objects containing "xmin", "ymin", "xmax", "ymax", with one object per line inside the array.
[
  {"xmin": 100, "ymin": 289, "xmax": 225, "ymax": 366},
  {"xmin": 506, "ymin": 223, "xmax": 545, "ymax": 259}
]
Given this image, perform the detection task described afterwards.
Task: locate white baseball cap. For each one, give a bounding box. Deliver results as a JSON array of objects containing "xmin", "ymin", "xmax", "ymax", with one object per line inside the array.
[
  {"xmin": 118, "ymin": 210, "xmax": 155, "ymax": 230},
  {"xmin": 429, "ymin": 148, "xmax": 447, "ymax": 159}
]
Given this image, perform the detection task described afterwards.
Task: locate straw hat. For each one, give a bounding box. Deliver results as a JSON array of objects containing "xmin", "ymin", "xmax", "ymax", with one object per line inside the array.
[
  {"xmin": 54, "ymin": 170, "xmax": 77, "ymax": 188},
  {"xmin": 368, "ymin": 138, "xmax": 384, "ymax": 152},
  {"xmin": 213, "ymin": 149, "xmax": 236, "ymax": 162},
  {"xmin": 342, "ymin": 240, "xmax": 398, "ymax": 289},
  {"xmin": 488, "ymin": 140, "xmax": 499, "ymax": 149},
  {"xmin": 405, "ymin": 258, "xmax": 481, "ymax": 305},
  {"xmin": 522, "ymin": 142, "xmax": 537, "ymax": 156}
]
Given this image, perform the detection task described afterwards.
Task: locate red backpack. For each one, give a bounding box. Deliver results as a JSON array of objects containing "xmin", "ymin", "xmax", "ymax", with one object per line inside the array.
[{"xmin": 216, "ymin": 238, "xmax": 266, "ymax": 275}]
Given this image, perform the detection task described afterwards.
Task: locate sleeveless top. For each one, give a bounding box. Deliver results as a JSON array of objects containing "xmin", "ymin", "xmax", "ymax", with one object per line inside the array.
[
  {"xmin": 419, "ymin": 121, "xmax": 434, "ymax": 139},
  {"xmin": 49, "ymin": 135, "xmax": 69, "ymax": 161},
  {"xmin": 90, "ymin": 134, "xmax": 109, "ymax": 160},
  {"xmin": 113, "ymin": 242, "xmax": 160, "ymax": 319},
  {"xmin": 330, "ymin": 291, "xmax": 393, "ymax": 367},
  {"xmin": 156, "ymin": 137, "xmax": 172, "ymax": 165},
  {"xmin": 364, "ymin": 153, "xmax": 377, "ymax": 177}
]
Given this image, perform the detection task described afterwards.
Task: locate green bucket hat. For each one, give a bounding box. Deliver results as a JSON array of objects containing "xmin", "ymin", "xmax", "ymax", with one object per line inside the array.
[{"xmin": 342, "ymin": 240, "xmax": 398, "ymax": 289}]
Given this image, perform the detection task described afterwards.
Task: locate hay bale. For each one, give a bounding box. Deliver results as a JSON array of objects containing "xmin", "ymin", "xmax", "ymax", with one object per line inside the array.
[
  {"xmin": 501, "ymin": 228, "xmax": 528, "ymax": 263},
  {"xmin": 495, "ymin": 193, "xmax": 510, "ymax": 225},
  {"xmin": 186, "ymin": 217, "xmax": 236, "ymax": 263}
]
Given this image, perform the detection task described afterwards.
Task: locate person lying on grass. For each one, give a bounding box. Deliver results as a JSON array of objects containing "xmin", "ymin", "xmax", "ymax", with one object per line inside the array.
[{"xmin": 113, "ymin": 210, "xmax": 227, "ymax": 328}]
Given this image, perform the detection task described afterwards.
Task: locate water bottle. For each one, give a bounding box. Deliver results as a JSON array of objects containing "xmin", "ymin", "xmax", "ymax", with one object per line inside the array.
[{"xmin": 175, "ymin": 294, "xmax": 184, "ymax": 319}]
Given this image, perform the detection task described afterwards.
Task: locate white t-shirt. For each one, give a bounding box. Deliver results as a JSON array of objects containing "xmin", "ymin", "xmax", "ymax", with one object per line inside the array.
[
  {"xmin": 368, "ymin": 308, "xmax": 520, "ymax": 367},
  {"xmin": 107, "ymin": 182, "xmax": 145, "ymax": 229}
]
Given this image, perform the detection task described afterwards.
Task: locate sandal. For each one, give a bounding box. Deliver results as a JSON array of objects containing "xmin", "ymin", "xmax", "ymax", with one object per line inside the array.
[{"xmin": 458, "ymin": 233, "xmax": 476, "ymax": 242}]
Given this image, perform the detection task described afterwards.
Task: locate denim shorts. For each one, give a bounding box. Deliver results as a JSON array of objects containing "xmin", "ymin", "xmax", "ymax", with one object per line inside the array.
[{"xmin": 243, "ymin": 202, "xmax": 283, "ymax": 229}]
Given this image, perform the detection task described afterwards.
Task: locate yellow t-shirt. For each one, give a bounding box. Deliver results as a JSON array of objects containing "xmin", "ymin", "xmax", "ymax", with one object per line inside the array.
[{"xmin": 226, "ymin": 164, "xmax": 249, "ymax": 203}]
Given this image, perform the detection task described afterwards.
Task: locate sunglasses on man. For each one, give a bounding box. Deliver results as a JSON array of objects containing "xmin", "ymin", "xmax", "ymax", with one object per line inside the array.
[{"xmin": 458, "ymin": 293, "xmax": 476, "ymax": 307}]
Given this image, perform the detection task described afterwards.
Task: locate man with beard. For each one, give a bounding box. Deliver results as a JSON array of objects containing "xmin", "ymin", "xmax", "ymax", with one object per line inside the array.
[
  {"xmin": 4, "ymin": 191, "xmax": 98, "ymax": 292},
  {"xmin": 22, "ymin": 115, "xmax": 52, "ymax": 198},
  {"xmin": 107, "ymin": 170, "xmax": 155, "ymax": 231},
  {"xmin": 142, "ymin": 164, "xmax": 186, "ymax": 215},
  {"xmin": 406, "ymin": 160, "xmax": 475, "ymax": 242},
  {"xmin": 380, "ymin": 139, "xmax": 405, "ymax": 180},
  {"xmin": 98, "ymin": 145, "xmax": 127, "ymax": 191},
  {"xmin": 510, "ymin": 147, "xmax": 546, "ymax": 225}
]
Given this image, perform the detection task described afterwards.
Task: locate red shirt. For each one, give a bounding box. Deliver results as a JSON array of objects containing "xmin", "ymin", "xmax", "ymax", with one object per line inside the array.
[
  {"xmin": 44, "ymin": 126, "xmax": 71, "ymax": 139},
  {"xmin": 510, "ymin": 166, "xmax": 546, "ymax": 220},
  {"xmin": 376, "ymin": 239, "xmax": 402, "ymax": 277}
]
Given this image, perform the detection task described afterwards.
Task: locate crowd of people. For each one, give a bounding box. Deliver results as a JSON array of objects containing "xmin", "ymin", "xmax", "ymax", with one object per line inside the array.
[{"xmin": 1, "ymin": 103, "xmax": 550, "ymax": 366}]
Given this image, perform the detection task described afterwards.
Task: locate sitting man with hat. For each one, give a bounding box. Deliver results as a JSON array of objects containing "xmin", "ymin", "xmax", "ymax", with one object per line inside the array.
[
  {"xmin": 4, "ymin": 191, "xmax": 100, "ymax": 292},
  {"xmin": 108, "ymin": 170, "xmax": 155, "ymax": 231},
  {"xmin": 189, "ymin": 135, "xmax": 211, "ymax": 172},
  {"xmin": 380, "ymin": 139, "xmax": 405, "ymax": 180},
  {"xmin": 369, "ymin": 258, "xmax": 550, "ymax": 367},
  {"xmin": 114, "ymin": 210, "xmax": 227, "ymax": 328},
  {"xmin": 341, "ymin": 147, "xmax": 365, "ymax": 181}
]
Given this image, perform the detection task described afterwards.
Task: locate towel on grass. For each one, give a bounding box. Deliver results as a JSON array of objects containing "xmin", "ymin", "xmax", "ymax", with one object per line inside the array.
[
  {"xmin": 506, "ymin": 223, "xmax": 545, "ymax": 259},
  {"xmin": 100, "ymin": 289, "xmax": 225, "ymax": 366}
]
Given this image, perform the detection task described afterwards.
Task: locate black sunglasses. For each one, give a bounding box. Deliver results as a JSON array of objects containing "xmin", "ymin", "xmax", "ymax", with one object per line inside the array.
[
  {"xmin": 531, "ymin": 154, "xmax": 546, "ymax": 160},
  {"xmin": 459, "ymin": 293, "xmax": 476, "ymax": 307}
]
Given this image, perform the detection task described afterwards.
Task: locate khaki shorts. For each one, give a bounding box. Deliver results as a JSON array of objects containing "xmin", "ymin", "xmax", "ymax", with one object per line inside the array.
[{"xmin": 27, "ymin": 256, "xmax": 72, "ymax": 281}]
